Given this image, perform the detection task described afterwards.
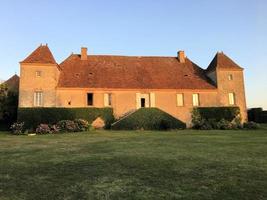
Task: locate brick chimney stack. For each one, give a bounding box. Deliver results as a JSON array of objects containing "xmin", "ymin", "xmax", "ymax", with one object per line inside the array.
[
  {"xmin": 81, "ymin": 47, "xmax": 88, "ymax": 60},
  {"xmin": 178, "ymin": 51, "xmax": 185, "ymax": 63}
]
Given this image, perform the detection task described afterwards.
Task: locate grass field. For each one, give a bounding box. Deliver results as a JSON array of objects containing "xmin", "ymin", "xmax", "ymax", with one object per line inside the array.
[{"xmin": 0, "ymin": 129, "xmax": 267, "ymax": 200}]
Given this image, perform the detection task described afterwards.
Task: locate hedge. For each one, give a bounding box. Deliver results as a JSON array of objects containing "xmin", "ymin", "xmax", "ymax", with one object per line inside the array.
[
  {"xmin": 111, "ymin": 108, "xmax": 186, "ymax": 130},
  {"xmin": 17, "ymin": 107, "xmax": 114, "ymax": 130},
  {"xmin": 193, "ymin": 107, "xmax": 240, "ymax": 121},
  {"xmin": 248, "ymin": 108, "xmax": 267, "ymax": 123}
]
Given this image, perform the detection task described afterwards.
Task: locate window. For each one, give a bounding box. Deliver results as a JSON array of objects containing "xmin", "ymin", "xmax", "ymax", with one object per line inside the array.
[
  {"xmin": 87, "ymin": 93, "xmax": 93, "ymax": 106},
  {"xmin": 228, "ymin": 93, "xmax": 235, "ymax": 105},
  {"xmin": 177, "ymin": 94, "xmax": 184, "ymax": 106},
  {"xmin": 192, "ymin": 94, "xmax": 199, "ymax": 106},
  {"xmin": 228, "ymin": 74, "xmax": 233, "ymax": 80},
  {"xmin": 34, "ymin": 91, "xmax": 43, "ymax": 107},
  {"xmin": 104, "ymin": 93, "xmax": 112, "ymax": 107},
  {"xmin": 36, "ymin": 71, "xmax": 42, "ymax": 77}
]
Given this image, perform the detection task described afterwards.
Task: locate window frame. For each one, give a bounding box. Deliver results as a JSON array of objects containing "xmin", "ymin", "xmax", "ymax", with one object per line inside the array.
[
  {"xmin": 36, "ymin": 71, "xmax": 42, "ymax": 77},
  {"xmin": 34, "ymin": 91, "xmax": 43, "ymax": 107},
  {"xmin": 228, "ymin": 92, "xmax": 236, "ymax": 105},
  {"xmin": 228, "ymin": 74, "xmax": 233, "ymax": 81}
]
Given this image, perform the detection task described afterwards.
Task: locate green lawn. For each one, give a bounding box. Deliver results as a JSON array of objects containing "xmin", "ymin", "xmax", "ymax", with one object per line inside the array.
[{"xmin": 0, "ymin": 130, "xmax": 267, "ymax": 200}]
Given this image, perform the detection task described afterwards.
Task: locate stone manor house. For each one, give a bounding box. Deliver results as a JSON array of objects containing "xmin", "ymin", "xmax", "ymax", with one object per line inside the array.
[{"xmin": 19, "ymin": 44, "xmax": 247, "ymax": 126}]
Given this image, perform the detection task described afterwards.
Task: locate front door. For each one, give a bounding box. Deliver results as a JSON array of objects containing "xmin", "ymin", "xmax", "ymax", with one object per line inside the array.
[{"xmin": 141, "ymin": 98, "xmax": 146, "ymax": 108}]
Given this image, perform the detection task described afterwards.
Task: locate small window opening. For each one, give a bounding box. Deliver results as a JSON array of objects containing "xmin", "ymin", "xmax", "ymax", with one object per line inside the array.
[{"xmin": 36, "ymin": 71, "xmax": 42, "ymax": 77}]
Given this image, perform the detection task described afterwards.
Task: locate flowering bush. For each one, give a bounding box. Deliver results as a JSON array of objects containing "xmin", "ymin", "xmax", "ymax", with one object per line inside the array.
[
  {"xmin": 56, "ymin": 119, "xmax": 90, "ymax": 132},
  {"xmin": 216, "ymin": 119, "xmax": 232, "ymax": 130},
  {"xmin": 50, "ymin": 124, "xmax": 60, "ymax": 133},
  {"xmin": 74, "ymin": 119, "xmax": 90, "ymax": 131},
  {"xmin": 243, "ymin": 121, "xmax": 260, "ymax": 129},
  {"xmin": 57, "ymin": 120, "xmax": 79, "ymax": 132},
  {"xmin": 36, "ymin": 124, "xmax": 52, "ymax": 134},
  {"xmin": 10, "ymin": 122, "xmax": 24, "ymax": 135},
  {"xmin": 35, "ymin": 124, "xmax": 60, "ymax": 134}
]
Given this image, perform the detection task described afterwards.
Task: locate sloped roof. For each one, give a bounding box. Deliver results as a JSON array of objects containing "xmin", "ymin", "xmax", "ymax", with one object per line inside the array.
[
  {"xmin": 4, "ymin": 74, "xmax": 19, "ymax": 91},
  {"xmin": 58, "ymin": 54, "xmax": 215, "ymax": 89},
  {"xmin": 21, "ymin": 45, "xmax": 57, "ymax": 64},
  {"xmin": 206, "ymin": 52, "xmax": 243, "ymax": 72}
]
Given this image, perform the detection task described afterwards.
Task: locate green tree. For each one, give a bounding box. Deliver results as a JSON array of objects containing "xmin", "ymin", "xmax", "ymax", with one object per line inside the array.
[{"xmin": 0, "ymin": 83, "xmax": 18, "ymax": 130}]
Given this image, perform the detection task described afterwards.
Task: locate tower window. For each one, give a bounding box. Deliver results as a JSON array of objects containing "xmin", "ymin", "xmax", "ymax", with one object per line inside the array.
[
  {"xmin": 36, "ymin": 71, "xmax": 42, "ymax": 77},
  {"xmin": 228, "ymin": 93, "xmax": 235, "ymax": 105},
  {"xmin": 228, "ymin": 74, "xmax": 233, "ymax": 80},
  {"xmin": 34, "ymin": 91, "xmax": 43, "ymax": 107},
  {"xmin": 87, "ymin": 93, "xmax": 93, "ymax": 106}
]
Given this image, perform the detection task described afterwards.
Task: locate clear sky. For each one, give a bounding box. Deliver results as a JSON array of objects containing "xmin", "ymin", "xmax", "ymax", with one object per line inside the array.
[{"xmin": 0, "ymin": 0, "xmax": 266, "ymax": 109}]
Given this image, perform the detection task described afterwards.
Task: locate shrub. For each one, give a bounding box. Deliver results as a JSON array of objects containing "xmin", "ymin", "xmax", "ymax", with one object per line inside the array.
[
  {"xmin": 74, "ymin": 119, "xmax": 90, "ymax": 131},
  {"xmin": 17, "ymin": 108, "xmax": 114, "ymax": 130},
  {"xmin": 191, "ymin": 107, "xmax": 241, "ymax": 130},
  {"xmin": 111, "ymin": 108, "xmax": 186, "ymax": 130},
  {"xmin": 216, "ymin": 119, "xmax": 232, "ymax": 130},
  {"xmin": 10, "ymin": 122, "xmax": 24, "ymax": 135},
  {"xmin": 57, "ymin": 120, "xmax": 79, "ymax": 132},
  {"xmin": 50, "ymin": 125, "xmax": 60, "ymax": 133},
  {"xmin": 194, "ymin": 107, "xmax": 240, "ymax": 122},
  {"xmin": 243, "ymin": 121, "xmax": 260, "ymax": 129},
  {"xmin": 36, "ymin": 124, "xmax": 52, "ymax": 134},
  {"xmin": 35, "ymin": 124, "xmax": 60, "ymax": 134}
]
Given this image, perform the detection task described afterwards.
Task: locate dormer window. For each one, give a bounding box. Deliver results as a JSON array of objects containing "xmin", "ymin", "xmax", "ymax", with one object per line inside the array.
[
  {"xmin": 36, "ymin": 71, "xmax": 42, "ymax": 77},
  {"xmin": 228, "ymin": 74, "xmax": 233, "ymax": 81}
]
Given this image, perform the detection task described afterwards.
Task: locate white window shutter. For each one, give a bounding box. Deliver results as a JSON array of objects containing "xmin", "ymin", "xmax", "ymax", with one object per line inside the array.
[
  {"xmin": 192, "ymin": 94, "xmax": 199, "ymax": 106},
  {"xmin": 177, "ymin": 94, "xmax": 184, "ymax": 106},
  {"xmin": 150, "ymin": 93, "xmax": 155, "ymax": 107},
  {"xmin": 104, "ymin": 93, "xmax": 108, "ymax": 107},
  {"xmin": 136, "ymin": 93, "xmax": 141, "ymax": 109}
]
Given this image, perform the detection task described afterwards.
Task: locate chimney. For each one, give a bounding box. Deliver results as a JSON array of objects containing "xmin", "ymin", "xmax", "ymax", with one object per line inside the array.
[
  {"xmin": 81, "ymin": 47, "xmax": 88, "ymax": 60},
  {"xmin": 178, "ymin": 51, "xmax": 185, "ymax": 63}
]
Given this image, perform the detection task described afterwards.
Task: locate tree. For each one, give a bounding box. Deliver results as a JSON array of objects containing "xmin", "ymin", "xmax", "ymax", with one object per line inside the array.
[{"xmin": 0, "ymin": 83, "xmax": 18, "ymax": 129}]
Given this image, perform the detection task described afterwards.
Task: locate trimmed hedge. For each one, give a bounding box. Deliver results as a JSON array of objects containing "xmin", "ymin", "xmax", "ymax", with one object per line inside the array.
[
  {"xmin": 111, "ymin": 108, "xmax": 186, "ymax": 130},
  {"xmin": 191, "ymin": 107, "xmax": 241, "ymax": 130},
  {"xmin": 248, "ymin": 108, "xmax": 267, "ymax": 123},
  {"xmin": 194, "ymin": 107, "xmax": 240, "ymax": 121},
  {"xmin": 17, "ymin": 107, "xmax": 114, "ymax": 130}
]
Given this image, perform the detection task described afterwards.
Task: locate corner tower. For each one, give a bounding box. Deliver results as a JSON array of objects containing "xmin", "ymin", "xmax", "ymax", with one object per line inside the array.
[
  {"xmin": 206, "ymin": 52, "xmax": 247, "ymax": 122},
  {"xmin": 19, "ymin": 44, "xmax": 60, "ymax": 107}
]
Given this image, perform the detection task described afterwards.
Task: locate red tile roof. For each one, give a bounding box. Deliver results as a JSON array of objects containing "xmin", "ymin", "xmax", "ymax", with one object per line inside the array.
[
  {"xmin": 206, "ymin": 52, "xmax": 243, "ymax": 72},
  {"xmin": 4, "ymin": 74, "xmax": 19, "ymax": 91},
  {"xmin": 21, "ymin": 45, "xmax": 57, "ymax": 64},
  {"xmin": 58, "ymin": 54, "xmax": 215, "ymax": 89}
]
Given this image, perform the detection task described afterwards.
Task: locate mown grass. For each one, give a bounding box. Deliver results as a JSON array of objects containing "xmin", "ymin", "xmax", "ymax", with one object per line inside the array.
[{"xmin": 0, "ymin": 129, "xmax": 267, "ymax": 200}]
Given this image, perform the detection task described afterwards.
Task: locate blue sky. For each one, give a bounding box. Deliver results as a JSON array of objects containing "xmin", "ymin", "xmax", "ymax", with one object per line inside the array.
[{"xmin": 0, "ymin": 0, "xmax": 266, "ymax": 108}]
